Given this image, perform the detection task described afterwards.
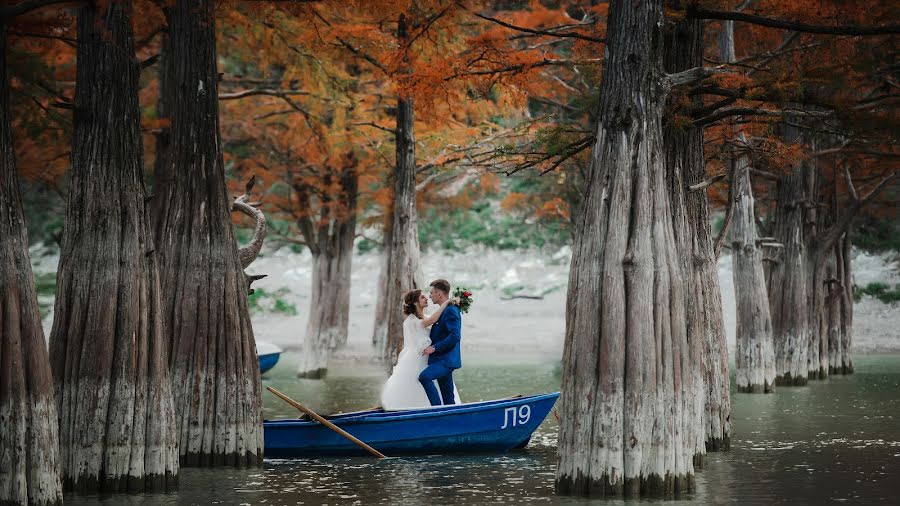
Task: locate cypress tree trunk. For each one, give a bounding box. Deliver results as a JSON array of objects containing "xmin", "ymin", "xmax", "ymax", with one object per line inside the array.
[
  {"xmin": 664, "ymin": 5, "xmax": 729, "ymax": 454},
  {"xmin": 813, "ymin": 224, "xmax": 854, "ymax": 377},
  {"xmin": 731, "ymin": 148, "xmax": 776, "ymax": 393},
  {"xmin": 154, "ymin": 0, "xmax": 262, "ymax": 466},
  {"xmin": 297, "ymin": 168, "xmax": 358, "ymax": 379},
  {"xmin": 768, "ymin": 168, "xmax": 809, "ymax": 386},
  {"xmin": 372, "ymin": 13, "xmax": 423, "ymax": 366},
  {"xmin": 0, "ymin": 25, "xmax": 63, "ymax": 506},
  {"xmin": 48, "ymin": 1, "xmax": 178, "ymax": 491},
  {"xmin": 152, "ymin": 8, "xmax": 172, "ymax": 246},
  {"xmin": 801, "ymin": 159, "xmax": 829, "ymax": 380},
  {"xmin": 556, "ymin": 0, "xmax": 700, "ymax": 497},
  {"xmin": 832, "ymin": 233, "xmax": 853, "ymax": 374}
]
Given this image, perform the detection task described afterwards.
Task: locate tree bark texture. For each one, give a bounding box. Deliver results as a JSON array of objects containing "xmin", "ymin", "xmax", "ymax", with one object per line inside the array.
[
  {"xmin": 663, "ymin": 4, "xmax": 730, "ymax": 454},
  {"xmin": 800, "ymin": 158, "xmax": 830, "ymax": 380},
  {"xmin": 372, "ymin": 14, "xmax": 423, "ymax": 367},
  {"xmin": 47, "ymin": 1, "xmax": 178, "ymax": 491},
  {"xmin": 767, "ymin": 168, "xmax": 809, "ymax": 386},
  {"xmin": 730, "ymin": 149, "xmax": 776, "ymax": 393},
  {"xmin": 153, "ymin": 0, "xmax": 262, "ymax": 466},
  {"xmin": 830, "ymin": 233, "xmax": 853, "ymax": 374},
  {"xmin": 151, "ymin": 10, "xmax": 172, "ymax": 246},
  {"xmin": 809, "ymin": 214, "xmax": 854, "ymax": 377},
  {"xmin": 0, "ymin": 25, "xmax": 63, "ymax": 506},
  {"xmin": 556, "ymin": 0, "xmax": 700, "ymax": 497},
  {"xmin": 296, "ymin": 167, "xmax": 358, "ymax": 378}
]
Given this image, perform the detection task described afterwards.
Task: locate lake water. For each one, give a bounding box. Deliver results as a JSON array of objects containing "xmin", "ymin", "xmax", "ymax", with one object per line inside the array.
[{"xmin": 66, "ymin": 354, "xmax": 900, "ymax": 505}]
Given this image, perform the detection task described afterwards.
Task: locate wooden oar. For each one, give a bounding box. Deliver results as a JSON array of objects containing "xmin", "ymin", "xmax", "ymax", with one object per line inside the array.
[{"xmin": 266, "ymin": 386, "xmax": 386, "ymax": 459}]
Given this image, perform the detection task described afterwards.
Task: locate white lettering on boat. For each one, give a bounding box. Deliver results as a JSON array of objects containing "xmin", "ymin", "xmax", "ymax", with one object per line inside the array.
[{"xmin": 500, "ymin": 404, "xmax": 531, "ymax": 429}]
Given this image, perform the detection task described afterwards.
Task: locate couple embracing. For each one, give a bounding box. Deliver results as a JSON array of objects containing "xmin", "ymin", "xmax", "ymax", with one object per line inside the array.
[{"xmin": 381, "ymin": 279, "xmax": 463, "ymax": 410}]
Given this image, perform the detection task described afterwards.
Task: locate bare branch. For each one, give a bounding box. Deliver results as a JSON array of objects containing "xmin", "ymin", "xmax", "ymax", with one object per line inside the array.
[
  {"xmin": 664, "ymin": 66, "xmax": 727, "ymax": 89},
  {"xmin": 471, "ymin": 11, "xmax": 605, "ymax": 43},
  {"xmin": 1, "ymin": 0, "xmax": 77, "ymax": 19},
  {"xmin": 232, "ymin": 175, "xmax": 267, "ymax": 269},
  {"xmin": 817, "ymin": 172, "xmax": 898, "ymax": 254},
  {"xmin": 7, "ymin": 30, "xmax": 77, "ymax": 46},
  {"xmin": 688, "ymin": 7, "xmax": 900, "ymax": 36},
  {"xmin": 352, "ymin": 121, "xmax": 395, "ymax": 135},
  {"xmin": 246, "ymin": 274, "xmax": 267, "ymax": 296},
  {"xmin": 445, "ymin": 57, "xmax": 601, "ymax": 80},
  {"xmin": 695, "ymin": 107, "xmax": 829, "ymax": 127},
  {"xmin": 218, "ymin": 89, "xmax": 310, "ymax": 100},
  {"xmin": 843, "ymin": 165, "xmax": 859, "ymax": 202},
  {"xmin": 714, "ymin": 162, "xmax": 738, "ymax": 259},
  {"xmin": 688, "ymin": 172, "xmax": 727, "ymax": 192}
]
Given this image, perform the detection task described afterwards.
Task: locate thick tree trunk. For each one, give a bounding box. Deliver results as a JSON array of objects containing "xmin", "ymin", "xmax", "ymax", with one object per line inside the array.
[
  {"xmin": 801, "ymin": 159, "xmax": 829, "ymax": 380},
  {"xmin": 731, "ymin": 150, "xmax": 776, "ymax": 393},
  {"xmin": 297, "ymin": 170, "xmax": 358, "ymax": 379},
  {"xmin": 556, "ymin": 0, "xmax": 700, "ymax": 497},
  {"xmin": 151, "ymin": 13, "xmax": 172, "ymax": 246},
  {"xmin": 0, "ymin": 25, "xmax": 63, "ymax": 506},
  {"xmin": 48, "ymin": 1, "xmax": 179, "ymax": 491},
  {"xmin": 831, "ymin": 233, "xmax": 853, "ymax": 374},
  {"xmin": 154, "ymin": 0, "xmax": 262, "ymax": 466},
  {"xmin": 767, "ymin": 168, "xmax": 809, "ymax": 386},
  {"xmin": 813, "ymin": 223, "xmax": 854, "ymax": 377},
  {"xmin": 372, "ymin": 14, "xmax": 423, "ymax": 366},
  {"xmin": 297, "ymin": 248, "xmax": 353, "ymax": 378},
  {"xmin": 664, "ymin": 5, "xmax": 729, "ymax": 455}
]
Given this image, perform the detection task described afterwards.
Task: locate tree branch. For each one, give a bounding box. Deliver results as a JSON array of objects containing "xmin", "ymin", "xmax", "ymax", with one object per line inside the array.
[
  {"xmin": 352, "ymin": 121, "xmax": 395, "ymax": 135},
  {"xmin": 714, "ymin": 162, "xmax": 738, "ymax": 259},
  {"xmin": 694, "ymin": 107, "xmax": 829, "ymax": 127},
  {"xmin": 232, "ymin": 175, "xmax": 267, "ymax": 269},
  {"xmin": 664, "ymin": 66, "xmax": 727, "ymax": 89},
  {"xmin": 817, "ymin": 172, "xmax": 898, "ymax": 255},
  {"xmin": 218, "ymin": 88, "xmax": 310, "ymax": 100},
  {"xmin": 688, "ymin": 7, "xmax": 900, "ymax": 36},
  {"xmin": 688, "ymin": 172, "xmax": 727, "ymax": 192},
  {"xmin": 1, "ymin": 0, "xmax": 77, "ymax": 19},
  {"xmin": 471, "ymin": 11, "xmax": 605, "ymax": 43}
]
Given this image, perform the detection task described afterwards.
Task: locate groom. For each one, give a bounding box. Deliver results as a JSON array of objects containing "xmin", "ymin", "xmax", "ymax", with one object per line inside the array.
[{"xmin": 419, "ymin": 278, "xmax": 461, "ymax": 406}]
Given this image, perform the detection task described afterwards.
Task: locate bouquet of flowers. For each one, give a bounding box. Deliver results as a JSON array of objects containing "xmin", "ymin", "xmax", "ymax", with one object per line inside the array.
[{"xmin": 452, "ymin": 287, "xmax": 473, "ymax": 314}]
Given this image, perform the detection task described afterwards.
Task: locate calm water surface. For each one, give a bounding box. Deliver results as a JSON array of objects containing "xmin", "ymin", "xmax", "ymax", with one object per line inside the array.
[{"xmin": 68, "ymin": 354, "xmax": 900, "ymax": 505}]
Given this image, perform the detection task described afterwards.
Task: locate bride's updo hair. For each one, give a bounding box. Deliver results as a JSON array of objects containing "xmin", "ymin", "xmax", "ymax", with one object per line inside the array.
[{"xmin": 403, "ymin": 289, "xmax": 422, "ymax": 317}]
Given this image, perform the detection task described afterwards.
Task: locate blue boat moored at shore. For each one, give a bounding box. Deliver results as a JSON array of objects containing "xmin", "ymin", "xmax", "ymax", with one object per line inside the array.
[
  {"xmin": 257, "ymin": 341, "xmax": 282, "ymax": 375},
  {"xmin": 264, "ymin": 392, "xmax": 559, "ymax": 458}
]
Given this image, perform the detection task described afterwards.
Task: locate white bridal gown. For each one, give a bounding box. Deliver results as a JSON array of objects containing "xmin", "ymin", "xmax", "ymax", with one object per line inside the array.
[{"xmin": 380, "ymin": 313, "xmax": 461, "ymax": 410}]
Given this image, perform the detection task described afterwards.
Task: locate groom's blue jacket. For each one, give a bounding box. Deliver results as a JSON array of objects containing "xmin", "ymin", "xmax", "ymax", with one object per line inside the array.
[{"xmin": 429, "ymin": 305, "xmax": 462, "ymax": 369}]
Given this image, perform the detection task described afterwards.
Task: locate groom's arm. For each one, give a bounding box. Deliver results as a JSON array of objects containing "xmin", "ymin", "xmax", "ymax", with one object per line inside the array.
[{"xmin": 430, "ymin": 308, "xmax": 460, "ymax": 353}]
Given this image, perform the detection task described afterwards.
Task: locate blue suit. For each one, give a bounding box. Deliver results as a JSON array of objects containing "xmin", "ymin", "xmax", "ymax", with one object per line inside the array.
[{"xmin": 418, "ymin": 305, "xmax": 461, "ymax": 405}]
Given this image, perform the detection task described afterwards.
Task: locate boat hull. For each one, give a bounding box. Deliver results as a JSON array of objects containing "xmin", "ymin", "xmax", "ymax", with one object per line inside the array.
[
  {"xmin": 264, "ymin": 393, "xmax": 559, "ymax": 458},
  {"xmin": 259, "ymin": 352, "xmax": 280, "ymax": 374}
]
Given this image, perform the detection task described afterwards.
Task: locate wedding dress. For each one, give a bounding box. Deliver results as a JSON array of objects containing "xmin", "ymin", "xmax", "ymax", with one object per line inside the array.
[{"xmin": 381, "ymin": 314, "xmax": 461, "ymax": 410}]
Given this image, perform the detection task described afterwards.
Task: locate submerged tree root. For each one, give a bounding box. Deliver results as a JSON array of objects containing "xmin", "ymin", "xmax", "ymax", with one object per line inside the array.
[
  {"xmin": 775, "ymin": 373, "xmax": 808, "ymax": 386},
  {"xmin": 737, "ymin": 381, "xmax": 774, "ymax": 394},
  {"xmin": 556, "ymin": 471, "xmax": 695, "ymax": 499}
]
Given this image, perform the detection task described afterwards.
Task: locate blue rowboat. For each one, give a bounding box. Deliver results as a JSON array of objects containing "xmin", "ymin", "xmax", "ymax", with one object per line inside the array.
[
  {"xmin": 257, "ymin": 341, "xmax": 282, "ymax": 375},
  {"xmin": 264, "ymin": 392, "xmax": 559, "ymax": 458}
]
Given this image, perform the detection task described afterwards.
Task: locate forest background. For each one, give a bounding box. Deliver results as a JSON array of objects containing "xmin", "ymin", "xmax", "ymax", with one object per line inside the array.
[{"xmin": 13, "ymin": 0, "xmax": 898, "ymax": 366}]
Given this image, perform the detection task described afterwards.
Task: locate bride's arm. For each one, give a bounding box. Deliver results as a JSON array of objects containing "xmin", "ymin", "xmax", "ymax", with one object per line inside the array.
[{"xmin": 420, "ymin": 299, "xmax": 451, "ymax": 327}]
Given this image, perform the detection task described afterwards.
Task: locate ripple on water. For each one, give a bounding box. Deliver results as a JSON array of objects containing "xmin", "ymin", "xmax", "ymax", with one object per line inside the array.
[{"xmin": 62, "ymin": 355, "xmax": 900, "ymax": 505}]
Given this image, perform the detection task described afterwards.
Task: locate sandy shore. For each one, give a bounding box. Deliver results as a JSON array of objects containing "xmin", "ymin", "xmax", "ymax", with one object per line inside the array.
[
  {"xmin": 32, "ymin": 243, "xmax": 899, "ymax": 364},
  {"xmin": 246, "ymin": 245, "xmax": 900, "ymax": 366}
]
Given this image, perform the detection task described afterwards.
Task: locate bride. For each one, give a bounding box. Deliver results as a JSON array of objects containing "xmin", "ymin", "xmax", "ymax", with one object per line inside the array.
[{"xmin": 381, "ymin": 289, "xmax": 461, "ymax": 410}]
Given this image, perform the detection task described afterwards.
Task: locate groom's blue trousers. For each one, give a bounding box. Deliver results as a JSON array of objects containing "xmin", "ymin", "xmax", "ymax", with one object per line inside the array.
[{"xmin": 418, "ymin": 364, "xmax": 455, "ymax": 406}]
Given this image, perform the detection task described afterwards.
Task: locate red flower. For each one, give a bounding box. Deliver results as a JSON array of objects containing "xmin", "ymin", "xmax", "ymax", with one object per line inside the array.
[{"xmin": 464, "ymin": 291, "xmax": 470, "ymax": 297}]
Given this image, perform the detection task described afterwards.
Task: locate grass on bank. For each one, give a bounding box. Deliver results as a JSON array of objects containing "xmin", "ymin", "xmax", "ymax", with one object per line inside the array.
[
  {"xmin": 248, "ymin": 288, "xmax": 298, "ymax": 316},
  {"xmin": 854, "ymin": 282, "xmax": 900, "ymax": 304}
]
